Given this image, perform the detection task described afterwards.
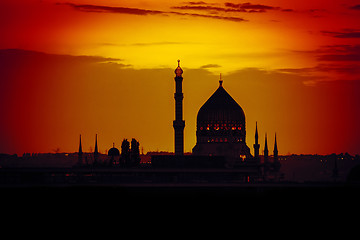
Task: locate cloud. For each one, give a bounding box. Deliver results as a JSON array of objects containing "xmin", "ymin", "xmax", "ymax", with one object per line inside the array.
[
  {"xmin": 200, "ymin": 64, "xmax": 221, "ymax": 69},
  {"xmin": 61, "ymin": 2, "xmax": 246, "ymax": 22},
  {"xmin": 0, "ymin": 49, "xmax": 124, "ymax": 64},
  {"xmin": 225, "ymin": 2, "xmax": 280, "ymax": 12},
  {"xmin": 172, "ymin": 1, "xmax": 290, "ymax": 14},
  {"xmin": 61, "ymin": 3, "xmax": 165, "ymax": 16},
  {"xmin": 316, "ymin": 45, "xmax": 360, "ymax": 62},
  {"xmin": 349, "ymin": 4, "xmax": 360, "ymax": 10},
  {"xmin": 170, "ymin": 10, "xmax": 246, "ymax": 22},
  {"xmin": 321, "ymin": 29, "xmax": 360, "ymax": 38}
]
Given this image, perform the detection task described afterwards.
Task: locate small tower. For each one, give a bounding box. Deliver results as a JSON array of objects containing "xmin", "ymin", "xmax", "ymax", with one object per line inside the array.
[
  {"xmin": 173, "ymin": 60, "xmax": 185, "ymax": 155},
  {"xmin": 78, "ymin": 134, "xmax": 83, "ymax": 165},
  {"xmin": 273, "ymin": 133, "xmax": 281, "ymax": 171},
  {"xmin": 264, "ymin": 133, "xmax": 269, "ymax": 164},
  {"xmin": 273, "ymin": 133, "xmax": 278, "ymax": 162},
  {"xmin": 253, "ymin": 122, "xmax": 260, "ymax": 161},
  {"xmin": 94, "ymin": 134, "xmax": 99, "ymax": 164}
]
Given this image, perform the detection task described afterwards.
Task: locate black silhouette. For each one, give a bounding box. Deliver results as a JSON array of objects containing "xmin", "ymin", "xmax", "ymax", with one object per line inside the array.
[{"xmin": 173, "ymin": 59, "xmax": 185, "ymax": 155}]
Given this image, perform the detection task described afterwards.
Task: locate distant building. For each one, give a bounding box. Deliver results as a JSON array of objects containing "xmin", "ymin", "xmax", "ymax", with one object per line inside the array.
[
  {"xmin": 153, "ymin": 61, "xmax": 279, "ymax": 176},
  {"xmin": 192, "ymin": 76, "xmax": 252, "ymax": 165}
]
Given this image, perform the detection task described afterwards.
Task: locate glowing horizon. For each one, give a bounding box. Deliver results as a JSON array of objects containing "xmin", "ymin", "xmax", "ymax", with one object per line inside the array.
[{"xmin": 1, "ymin": 0, "xmax": 360, "ymax": 156}]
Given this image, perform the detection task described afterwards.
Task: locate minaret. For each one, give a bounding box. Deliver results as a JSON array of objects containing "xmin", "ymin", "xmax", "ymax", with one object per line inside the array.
[
  {"xmin": 173, "ymin": 60, "xmax": 185, "ymax": 155},
  {"xmin": 273, "ymin": 133, "xmax": 278, "ymax": 162},
  {"xmin": 78, "ymin": 134, "xmax": 83, "ymax": 165},
  {"xmin": 94, "ymin": 134, "xmax": 99, "ymax": 163},
  {"xmin": 264, "ymin": 133, "xmax": 269, "ymax": 164},
  {"xmin": 253, "ymin": 122, "xmax": 260, "ymax": 161},
  {"xmin": 273, "ymin": 133, "xmax": 280, "ymax": 171}
]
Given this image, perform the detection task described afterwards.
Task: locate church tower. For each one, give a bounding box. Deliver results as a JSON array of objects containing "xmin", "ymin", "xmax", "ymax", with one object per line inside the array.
[
  {"xmin": 173, "ymin": 60, "xmax": 185, "ymax": 155},
  {"xmin": 253, "ymin": 122, "xmax": 260, "ymax": 161}
]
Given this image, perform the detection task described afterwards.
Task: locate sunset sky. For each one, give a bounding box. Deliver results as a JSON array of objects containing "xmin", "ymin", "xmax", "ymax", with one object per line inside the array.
[{"xmin": 1, "ymin": 0, "xmax": 360, "ymax": 155}]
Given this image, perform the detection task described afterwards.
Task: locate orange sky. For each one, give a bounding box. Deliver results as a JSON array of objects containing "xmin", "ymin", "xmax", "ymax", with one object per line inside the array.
[{"xmin": 1, "ymin": 0, "xmax": 360, "ymax": 155}]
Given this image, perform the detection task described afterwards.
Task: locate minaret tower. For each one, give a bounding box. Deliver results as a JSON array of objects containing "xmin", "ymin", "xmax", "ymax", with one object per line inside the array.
[
  {"xmin": 273, "ymin": 133, "xmax": 280, "ymax": 171},
  {"xmin": 94, "ymin": 134, "xmax": 99, "ymax": 164},
  {"xmin": 253, "ymin": 122, "xmax": 260, "ymax": 161},
  {"xmin": 264, "ymin": 133, "xmax": 269, "ymax": 164},
  {"xmin": 273, "ymin": 133, "xmax": 278, "ymax": 162},
  {"xmin": 78, "ymin": 134, "xmax": 83, "ymax": 165},
  {"xmin": 173, "ymin": 60, "xmax": 185, "ymax": 155}
]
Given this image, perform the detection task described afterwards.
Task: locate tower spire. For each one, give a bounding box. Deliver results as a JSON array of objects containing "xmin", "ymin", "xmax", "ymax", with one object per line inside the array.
[
  {"xmin": 264, "ymin": 133, "xmax": 269, "ymax": 164},
  {"xmin": 78, "ymin": 134, "xmax": 83, "ymax": 166},
  {"xmin": 273, "ymin": 133, "xmax": 281, "ymax": 172},
  {"xmin": 94, "ymin": 134, "xmax": 98, "ymax": 155},
  {"xmin": 253, "ymin": 122, "xmax": 260, "ymax": 161},
  {"xmin": 79, "ymin": 134, "xmax": 83, "ymax": 155},
  {"xmin": 273, "ymin": 132, "xmax": 278, "ymax": 162},
  {"xmin": 173, "ymin": 60, "xmax": 185, "ymax": 155}
]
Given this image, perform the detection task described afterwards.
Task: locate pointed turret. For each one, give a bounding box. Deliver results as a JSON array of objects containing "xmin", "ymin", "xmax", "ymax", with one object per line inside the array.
[
  {"xmin": 253, "ymin": 122, "xmax": 260, "ymax": 161},
  {"xmin": 94, "ymin": 134, "xmax": 98, "ymax": 155},
  {"xmin": 273, "ymin": 133, "xmax": 281, "ymax": 171},
  {"xmin": 79, "ymin": 134, "xmax": 83, "ymax": 155},
  {"xmin": 94, "ymin": 134, "xmax": 99, "ymax": 164},
  {"xmin": 77, "ymin": 134, "xmax": 83, "ymax": 166},
  {"xmin": 273, "ymin": 133, "xmax": 278, "ymax": 160},
  {"xmin": 264, "ymin": 133, "xmax": 269, "ymax": 164}
]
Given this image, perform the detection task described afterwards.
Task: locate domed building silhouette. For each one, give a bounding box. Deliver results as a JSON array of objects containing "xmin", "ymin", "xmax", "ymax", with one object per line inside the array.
[{"xmin": 192, "ymin": 78, "xmax": 252, "ymax": 162}]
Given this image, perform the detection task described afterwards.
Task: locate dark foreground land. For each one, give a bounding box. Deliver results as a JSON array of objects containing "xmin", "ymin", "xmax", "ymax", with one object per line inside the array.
[{"xmin": 1, "ymin": 167, "xmax": 360, "ymax": 206}]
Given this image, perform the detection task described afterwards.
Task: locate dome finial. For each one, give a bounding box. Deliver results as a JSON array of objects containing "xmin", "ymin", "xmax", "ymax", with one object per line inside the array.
[
  {"xmin": 219, "ymin": 73, "xmax": 223, "ymax": 87},
  {"xmin": 175, "ymin": 59, "xmax": 183, "ymax": 77}
]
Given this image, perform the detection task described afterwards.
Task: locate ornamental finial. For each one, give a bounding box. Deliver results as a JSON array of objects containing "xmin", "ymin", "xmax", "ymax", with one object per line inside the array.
[
  {"xmin": 219, "ymin": 73, "xmax": 223, "ymax": 87},
  {"xmin": 175, "ymin": 59, "xmax": 183, "ymax": 77}
]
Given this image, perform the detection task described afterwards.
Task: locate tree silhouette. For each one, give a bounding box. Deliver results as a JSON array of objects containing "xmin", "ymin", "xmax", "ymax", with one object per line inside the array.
[
  {"xmin": 121, "ymin": 139, "xmax": 130, "ymax": 167},
  {"xmin": 131, "ymin": 138, "xmax": 141, "ymax": 166}
]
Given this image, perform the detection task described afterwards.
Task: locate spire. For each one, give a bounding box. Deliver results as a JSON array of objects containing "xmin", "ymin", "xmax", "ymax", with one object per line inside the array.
[
  {"xmin": 264, "ymin": 133, "xmax": 269, "ymax": 163},
  {"xmin": 273, "ymin": 132, "xmax": 280, "ymax": 172},
  {"xmin": 264, "ymin": 133, "xmax": 268, "ymax": 152},
  {"xmin": 94, "ymin": 134, "xmax": 98, "ymax": 155},
  {"xmin": 77, "ymin": 134, "xmax": 83, "ymax": 166},
  {"xmin": 78, "ymin": 134, "xmax": 83, "ymax": 155},
  {"xmin": 253, "ymin": 121, "xmax": 260, "ymax": 160},
  {"xmin": 273, "ymin": 132, "xmax": 278, "ymax": 161},
  {"xmin": 219, "ymin": 73, "xmax": 223, "ymax": 87},
  {"xmin": 274, "ymin": 133, "xmax": 278, "ymax": 154},
  {"xmin": 255, "ymin": 121, "xmax": 258, "ymax": 141}
]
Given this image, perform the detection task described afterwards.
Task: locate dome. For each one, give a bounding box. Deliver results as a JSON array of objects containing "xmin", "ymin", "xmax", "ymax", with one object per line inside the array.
[
  {"xmin": 197, "ymin": 82, "xmax": 245, "ymax": 124},
  {"xmin": 192, "ymin": 80, "xmax": 251, "ymax": 160},
  {"xmin": 108, "ymin": 147, "xmax": 120, "ymax": 157}
]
